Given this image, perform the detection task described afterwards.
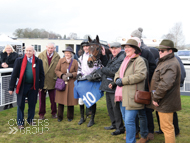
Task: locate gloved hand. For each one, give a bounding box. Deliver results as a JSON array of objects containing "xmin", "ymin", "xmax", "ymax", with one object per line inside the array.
[
  {"xmin": 115, "ymin": 78, "xmax": 123, "ymax": 87},
  {"xmin": 110, "ymin": 82, "xmax": 117, "ymax": 88},
  {"xmin": 62, "ymin": 75, "xmax": 69, "ymax": 81},
  {"xmin": 66, "ymin": 73, "xmax": 73, "ymax": 78},
  {"xmin": 76, "ymin": 73, "xmax": 82, "ymax": 80}
]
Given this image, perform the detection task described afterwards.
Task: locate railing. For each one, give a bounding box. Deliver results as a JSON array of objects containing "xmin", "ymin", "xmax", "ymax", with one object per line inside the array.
[
  {"xmin": 0, "ymin": 68, "xmax": 17, "ymax": 107},
  {"xmin": 0, "ymin": 65, "xmax": 190, "ymax": 107},
  {"xmin": 180, "ymin": 66, "xmax": 190, "ymax": 95}
]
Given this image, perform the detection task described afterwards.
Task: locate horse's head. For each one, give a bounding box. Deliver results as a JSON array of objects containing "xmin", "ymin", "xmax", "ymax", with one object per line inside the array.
[{"xmin": 87, "ymin": 35, "xmax": 102, "ymax": 68}]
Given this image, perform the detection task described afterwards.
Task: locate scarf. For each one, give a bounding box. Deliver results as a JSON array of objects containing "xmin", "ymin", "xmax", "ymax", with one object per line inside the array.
[
  {"xmin": 16, "ymin": 54, "xmax": 36, "ymax": 94},
  {"xmin": 115, "ymin": 54, "xmax": 136, "ymax": 101}
]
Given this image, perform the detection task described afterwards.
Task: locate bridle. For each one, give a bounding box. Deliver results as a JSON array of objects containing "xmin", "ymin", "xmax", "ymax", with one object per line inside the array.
[{"xmin": 88, "ymin": 43, "xmax": 103, "ymax": 67}]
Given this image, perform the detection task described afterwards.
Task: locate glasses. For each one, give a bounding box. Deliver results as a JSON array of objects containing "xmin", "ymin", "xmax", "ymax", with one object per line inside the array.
[{"xmin": 158, "ymin": 49, "xmax": 168, "ymax": 53}]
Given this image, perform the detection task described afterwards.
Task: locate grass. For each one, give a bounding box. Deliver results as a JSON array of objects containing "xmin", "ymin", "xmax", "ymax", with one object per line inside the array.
[{"xmin": 0, "ymin": 95, "xmax": 190, "ymax": 143}]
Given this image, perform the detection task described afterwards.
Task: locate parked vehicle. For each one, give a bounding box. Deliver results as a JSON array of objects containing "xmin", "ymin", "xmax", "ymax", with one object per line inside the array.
[{"xmin": 175, "ymin": 50, "xmax": 190, "ymax": 65}]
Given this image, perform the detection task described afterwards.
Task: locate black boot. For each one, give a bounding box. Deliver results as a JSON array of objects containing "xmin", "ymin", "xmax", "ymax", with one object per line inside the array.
[
  {"xmin": 87, "ymin": 104, "xmax": 96, "ymax": 127},
  {"xmin": 3, "ymin": 105, "xmax": 9, "ymax": 110},
  {"xmin": 78, "ymin": 105, "xmax": 85, "ymax": 125},
  {"xmin": 9, "ymin": 104, "xmax": 13, "ymax": 108},
  {"xmin": 86, "ymin": 106, "xmax": 92, "ymax": 118}
]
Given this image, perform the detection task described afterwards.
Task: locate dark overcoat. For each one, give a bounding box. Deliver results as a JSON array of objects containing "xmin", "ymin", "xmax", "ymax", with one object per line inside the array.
[
  {"xmin": 55, "ymin": 57, "xmax": 78, "ymax": 106},
  {"xmin": 9, "ymin": 55, "xmax": 44, "ymax": 107},
  {"xmin": 0, "ymin": 52, "xmax": 18, "ymax": 68}
]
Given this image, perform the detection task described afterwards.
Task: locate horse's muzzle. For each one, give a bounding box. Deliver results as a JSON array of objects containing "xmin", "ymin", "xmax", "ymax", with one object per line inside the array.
[{"xmin": 87, "ymin": 61, "xmax": 94, "ymax": 68}]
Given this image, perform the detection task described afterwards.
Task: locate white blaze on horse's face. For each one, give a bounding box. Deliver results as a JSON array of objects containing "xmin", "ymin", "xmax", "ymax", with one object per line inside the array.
[{"xmin": 83, "ymin": 46, "xmax": 89, "ymax": 53}]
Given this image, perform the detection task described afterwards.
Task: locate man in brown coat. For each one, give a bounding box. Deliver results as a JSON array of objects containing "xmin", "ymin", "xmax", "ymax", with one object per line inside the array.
[
  {"xmin": 150, "ymin": 39, "xmax": 181, "ymax": 143},
  {"xmin": 38, "ymin": 42, "xmax": 60, "ymax": 119}
]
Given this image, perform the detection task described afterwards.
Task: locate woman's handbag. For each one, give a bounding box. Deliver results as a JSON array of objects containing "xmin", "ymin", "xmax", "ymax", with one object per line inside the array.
[
  {"xmin": 134, "ymin": 90, "xmax": 151, "ymax": 105},
  {"xmin": 55, "ymin": 59, "xmax": 73, "ymax": 91},
  {"xmin": 55, "ymin": 78, "xmax": 66, "ymax": 91},
  {"xmin": 133, "ymin": 60, "xmax": 151, "ymax": 105}
]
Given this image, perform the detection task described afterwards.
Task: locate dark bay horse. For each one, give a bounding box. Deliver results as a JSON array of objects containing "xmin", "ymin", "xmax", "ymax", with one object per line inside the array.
[{"xmin": 87, "ymin": 35, "xmax": 111, "ymax": 68}]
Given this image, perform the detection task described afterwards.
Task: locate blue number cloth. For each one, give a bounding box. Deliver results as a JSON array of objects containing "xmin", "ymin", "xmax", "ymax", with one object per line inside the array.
[{"xmin": 74, "ymin": 80, "xmax": 104, "ymax": 108}]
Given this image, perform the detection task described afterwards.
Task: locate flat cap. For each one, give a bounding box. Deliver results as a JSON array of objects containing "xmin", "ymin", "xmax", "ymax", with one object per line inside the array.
[{"xmin": 109, "ymin": 42, "xmax": 121, "ymax": 48}]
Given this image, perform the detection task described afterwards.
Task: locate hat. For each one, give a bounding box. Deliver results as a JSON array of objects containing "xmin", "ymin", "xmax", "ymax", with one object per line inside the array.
[
  {"xmin": 131, "ymin": 27, "xmax": 143, "ymax": 39},
  {"xmin": 121, "ymin": 38, "xmax": 142, "ymax": 52},
  {"xmin": 109, "ymin": 42, "xmax": 121, "ymax": 48},
  {"xmin": 156, "ymin": 39, "xmax": 178, "ymax": 52},
  {"xmin": 62, "ymin": 46, "xmax": 75, "ymax": 54},
  {"xmin": 81, "ymin": 39, "xmax": 90, "ymax": 47}
]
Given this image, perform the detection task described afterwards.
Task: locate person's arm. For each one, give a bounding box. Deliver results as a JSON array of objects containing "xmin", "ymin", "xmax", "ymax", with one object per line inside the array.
[
  {"xmin": 152, "ymin": 65, "xmax": 178, "ymax": 103},
  {"xmin": 39, "ymin": 59, "xmax": 45, "ymax": 90},
  {"xmin": 55, "ymin": 59, "xmax": 64, "ymax": 78},
  {"xmin": 9, "ymin": 58, "xmax": 20, "ymax": 91}
]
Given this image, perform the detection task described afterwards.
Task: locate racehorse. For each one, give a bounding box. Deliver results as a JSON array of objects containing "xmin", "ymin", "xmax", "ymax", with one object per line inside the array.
[{"xmin": 87, "ymin": 35, "xmax": 111, "ymax": 68}]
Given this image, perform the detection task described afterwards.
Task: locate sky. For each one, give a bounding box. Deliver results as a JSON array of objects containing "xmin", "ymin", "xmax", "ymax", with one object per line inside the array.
[{"xmin": 0, "ymin": 0, "xmax": 189, "ymax": 44}]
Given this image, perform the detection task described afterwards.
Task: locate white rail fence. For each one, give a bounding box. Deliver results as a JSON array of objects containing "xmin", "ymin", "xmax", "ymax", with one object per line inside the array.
[{"xmin": 0, "ymin": 66, "xmax": 190, "ymax": 107}]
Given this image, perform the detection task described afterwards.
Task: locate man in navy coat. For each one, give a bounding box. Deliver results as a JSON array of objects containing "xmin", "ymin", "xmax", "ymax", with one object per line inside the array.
[{"xmin": 9, "ymin": 46, "xmax": 44, "ymax": 129}]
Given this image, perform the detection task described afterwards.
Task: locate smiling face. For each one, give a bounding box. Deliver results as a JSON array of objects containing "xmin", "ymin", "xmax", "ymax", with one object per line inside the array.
[
  {"xmin": 25, "ymin": 46, "xmax": 34, "ymax": 58},
  {"xmin": 159, "ymin": 48, "xmax": 172, "ymax": 58},
  {"xmin": 110, "ymin": 47, "xmax": 121, "ymax": 57},
  {"xmin": 46, "ymin": 44, "xmax": 55, "ymax": 55},
  {"xmin": 124, "ymin": 45, "xmax": 136, "ymax": 57},
  {"xmin": 64, "ymin": 51, "xmax": 72, "ymax": 59},
  {"xmin": 5, "ymin": 45, "xmax": 13, "ymax": 55},
  {"xmin": 83, "ymin": 46, "xmax": 89, "ymax": 53}
]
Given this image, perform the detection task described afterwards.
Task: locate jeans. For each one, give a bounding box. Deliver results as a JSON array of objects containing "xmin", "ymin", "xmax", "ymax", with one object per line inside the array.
[
  {"xmin": 120, "ymin": 102, "xmax": 149, "ymax": 142},
  {"xmin": 138, "ymin": 109, "xmax": 149, "ymax": 138},
  {"xmin": 119, "ymin": 101, "xmax": 125, "ymax": 122}
]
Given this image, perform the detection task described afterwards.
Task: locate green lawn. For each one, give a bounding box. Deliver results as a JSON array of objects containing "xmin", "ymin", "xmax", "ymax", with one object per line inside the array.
[{"xmin": 0, "ymin": 95, "xmax": 189, "ymax": 143}]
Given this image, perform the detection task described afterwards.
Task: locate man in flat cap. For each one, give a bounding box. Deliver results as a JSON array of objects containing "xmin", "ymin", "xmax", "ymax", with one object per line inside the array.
[{"xmin": 100, "ymin": 42, "xmax": 125, "ymax": 135}]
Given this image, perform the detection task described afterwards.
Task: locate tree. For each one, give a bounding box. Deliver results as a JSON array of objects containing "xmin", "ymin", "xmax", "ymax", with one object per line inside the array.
[
  {"xmin": 162, "ymin": 22, "xmax": 185, "ymax": 49},
  {"xmin": 68, "ymin": 32, "xmax": 77, "ymax": 39},
  {"xmin": 13, "ymin": 28, "xmax": 62, "ymax": 39}
]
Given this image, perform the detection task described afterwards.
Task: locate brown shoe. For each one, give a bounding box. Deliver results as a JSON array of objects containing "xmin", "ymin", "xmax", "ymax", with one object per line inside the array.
[
  {"xmin": 52, "ymin": 114, "xmax": 57, "ymax": 119},
  {"xmin": 39, "ymin": 115, "xmax": 45, "ymax": 120},
  {"xmin": 136, "ymin": 137, "xmax": 149, "ymax": 143},
  {"xmin": 18, "ymin": 125, "xmax": 24, "ymax": 129},
  {"xmin": 147, "ymin": 133, "xmax": 154, "ymax": 140},
  {"xmin": 136, "ymin": 131, "xmax": 140, "ymax": 139}
]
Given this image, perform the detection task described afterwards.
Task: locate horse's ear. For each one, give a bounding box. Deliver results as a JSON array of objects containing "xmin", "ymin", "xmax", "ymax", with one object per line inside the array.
[
  {"xmin": 88, "ymin": 36, "xmax": 92, "ymax": 43},
  {"xmin": 96, "ymin": 35, "xmax": 100, "ymax": 44}
]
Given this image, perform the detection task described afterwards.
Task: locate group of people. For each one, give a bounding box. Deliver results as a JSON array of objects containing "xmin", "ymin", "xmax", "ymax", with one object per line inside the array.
[{"xmin": 4, "ymin": 27, "xmax": 185, "ymax": 143}]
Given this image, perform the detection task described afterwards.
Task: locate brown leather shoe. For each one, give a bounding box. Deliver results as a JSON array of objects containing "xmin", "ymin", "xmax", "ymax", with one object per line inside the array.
[
  {"xmin": 18, "ymin": 125, "xmax": 24, "ymax": 129},
  {"xmin": 52, "ymin": 114, "xmax": 57, "ymax": 119},
  {"xmin": 136, "ymin": 131, "xmax": 140, "ymax": 139},
  {"xmin": 136, "ymin": 137, "xmax": 149, "ymax": 143},
  {"xmin": 147, "ymin": 133, "xmax": 154, "ymax": 140},
  {"xmin": 39, "ymin": 115, "xmax": 45, "ymax": 120}
]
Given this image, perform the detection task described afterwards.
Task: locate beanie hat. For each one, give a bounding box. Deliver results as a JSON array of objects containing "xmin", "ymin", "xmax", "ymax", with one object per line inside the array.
[{"xmin": 131, "ymin": 27, "xmax": 143, "ymax": 39}]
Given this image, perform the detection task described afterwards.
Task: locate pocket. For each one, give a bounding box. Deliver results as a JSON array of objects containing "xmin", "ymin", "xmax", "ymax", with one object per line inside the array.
[{"xmin": 152, "ymin": 69, "xmax": 160, "ymax": 81}]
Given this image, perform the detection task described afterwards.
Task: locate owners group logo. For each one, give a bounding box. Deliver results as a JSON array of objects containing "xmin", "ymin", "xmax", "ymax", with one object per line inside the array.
[{"xmin": 8, "ymin": 119, "xmax": 49, "ymax": 134}]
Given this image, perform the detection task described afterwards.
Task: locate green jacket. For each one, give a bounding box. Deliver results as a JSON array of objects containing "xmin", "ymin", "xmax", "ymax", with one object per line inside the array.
[
  {"xmin": 114, "ymin": 55, "xmax": 147, "ymax": 110},
  {"xmin": 38, "ymin": 50, "xmax": 60, "ymax": 90}
]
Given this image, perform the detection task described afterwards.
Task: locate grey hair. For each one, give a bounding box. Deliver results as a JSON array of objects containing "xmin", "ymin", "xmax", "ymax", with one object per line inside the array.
[
  {"xmin": 3, "ymin": 44, "xmax": 15, "ymax": 53},
  {"xmin": 47, "ymin": 42, "xmax": 55, "ymax": 47}
]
